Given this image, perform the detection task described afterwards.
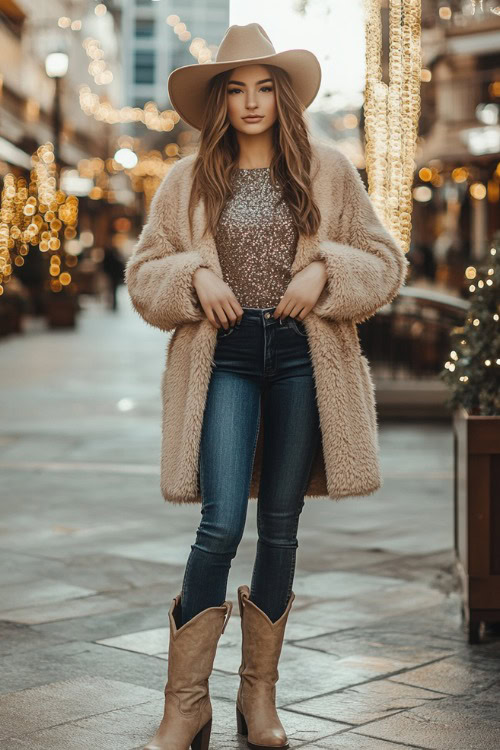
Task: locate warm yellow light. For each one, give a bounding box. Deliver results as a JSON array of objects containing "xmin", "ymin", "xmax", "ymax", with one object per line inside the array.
[
  {"xmin": 420, "ymin": 69, "xmax": 432, "ymax": 82},
  {"xmin": 470, "ymin": 182, "xmax": 486, "ymax": 200},
  {"xmin": 465, "ymin": 266, "xmax": 477, "ymax": 279},
  {"xmin": 419, "ymin": 167, "xmax": 432, "ymax": 182},
  {"xmin": 439, "ymin": 7, "xmax": 452, "ymax": 19},
  {"xmin": 452, "ymin": 167, "xmax": 468, "ymax": 182}
]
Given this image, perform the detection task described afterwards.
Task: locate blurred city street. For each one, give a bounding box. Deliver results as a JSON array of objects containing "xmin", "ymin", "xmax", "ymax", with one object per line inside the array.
[{"xmin": 1, "ymin": 288, "xmax": 499, "ymax": 749}]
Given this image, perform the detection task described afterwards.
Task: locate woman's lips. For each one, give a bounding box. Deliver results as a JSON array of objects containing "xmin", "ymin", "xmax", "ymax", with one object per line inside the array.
[{"xmin": 243, "ymin": 115, "xmax": 264, "ymax": 121}]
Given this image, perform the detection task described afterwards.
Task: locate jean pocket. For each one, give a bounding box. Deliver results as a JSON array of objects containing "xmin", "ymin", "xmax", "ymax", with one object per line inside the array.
[
  {"xmin": 288, "ymin": 317, "xmax": 308, "ymax": 338},
  {"xmin": 216, "ymin": 321, "xmax": 242, "ymax": 339}
]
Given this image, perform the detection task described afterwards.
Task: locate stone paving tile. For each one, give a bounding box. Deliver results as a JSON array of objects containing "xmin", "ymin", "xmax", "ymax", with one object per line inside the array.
[
  {"xmin": 0, "ymin": 640, "xmax": 169, "ymax": 696},
  {"xmin": 0, "ymin": 699, "xmax": 164, "ymax": 750},
  {"xmin": 296, "ymin": 545, "xmax": 399, "ymax": 574},
  {"xmin": 96, "ymin": 627, "xmax": 170, "ymax": 657},
  {"xmin": 31, "ymin": 604, "xmax": 173, "ymax": 642},
  {"xmin": 0, "ymin": 593, "xmax": 132, "ymax": 625},
  {"xmin": 290, "ymin": 614, "xmax": 457, "ymax": 667},
  {"xmin": 283, "ymin": 585, "xmax": 447, "ymax": 638},
  {"xmin": 0, "ymin": 621, "xmax": 66, "ymax": 657},
  {"xmin": 353, "ymin": 683, "xmax": 500, "ymax": 750},
  {"xmin": 0, "ymin": 676, "xmax": 159, "ymax": 742},
  {"xmin": 363, "ymin": 550, "xmax": 456, "ymax": 594},
  {"xmin": 291, "ymin": 570, "xmax": 405, "ymax": 599},
  {"xmin": 302, "ymin": 592, "xmax": 466, "ymax": 648},
  {"xmin": 27, "ymin": 553, "xmax": 181, "ymax": 594},
  {"xmin": 281, "ymin": 675, "xmax": 445, "ymax": 725},
  {"xmin": 388, "ymin": 652, "xmax": 499, "ymax": 695},
  {"xmin": 0, "ymin": 579, "xmax": 96, "ymax": 614},
  {"xmin": 306, "ymin": 732, "xmax": 426, "ymax": 749}
]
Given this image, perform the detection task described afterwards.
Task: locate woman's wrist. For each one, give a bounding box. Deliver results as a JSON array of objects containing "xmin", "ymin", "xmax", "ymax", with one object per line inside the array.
[{"xmin": 308, "ymin": 260, "xmax": 328, "ymax": 283}]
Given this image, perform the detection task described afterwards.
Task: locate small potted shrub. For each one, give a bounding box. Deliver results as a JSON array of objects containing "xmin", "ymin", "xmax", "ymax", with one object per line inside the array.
[{"xmin": 440, "ymin": 231, "xmax": 500, "ymax": 643}]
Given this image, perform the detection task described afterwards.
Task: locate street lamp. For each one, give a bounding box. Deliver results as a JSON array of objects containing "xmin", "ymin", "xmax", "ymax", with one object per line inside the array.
[{"xmin": 45, "ymin": 51, "xmax": 69, "ymax": 173}]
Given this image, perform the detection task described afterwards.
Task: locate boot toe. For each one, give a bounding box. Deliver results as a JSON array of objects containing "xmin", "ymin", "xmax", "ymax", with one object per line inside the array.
[{"xmin": 251, "ymin": 727, "xmax": 288, "ymax": 748}]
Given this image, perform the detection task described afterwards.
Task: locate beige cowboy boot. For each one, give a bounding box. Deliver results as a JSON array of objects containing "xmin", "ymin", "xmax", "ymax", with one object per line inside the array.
[
  {"xmin": 236, "ymin": 584, "xmax": 295, "ymax": 749},
  {"xmin": 144, "ymin": 593, "xmax": 233, "ymax": 750}
]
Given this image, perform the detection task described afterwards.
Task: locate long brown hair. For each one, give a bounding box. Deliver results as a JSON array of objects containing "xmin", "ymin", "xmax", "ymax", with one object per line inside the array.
[{"xmin": 187, "ymin": 65, "xmax": 321, "ymax": 238}]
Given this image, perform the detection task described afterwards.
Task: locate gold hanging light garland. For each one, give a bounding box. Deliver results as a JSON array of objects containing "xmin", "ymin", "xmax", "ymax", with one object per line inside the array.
[
  {"xmin": 0, "ymin": 143, "xmax": 79, "ymax": 297},
  {"xmin": 364, "ymin": 0, "xmax": 421, "ymax": 254}
]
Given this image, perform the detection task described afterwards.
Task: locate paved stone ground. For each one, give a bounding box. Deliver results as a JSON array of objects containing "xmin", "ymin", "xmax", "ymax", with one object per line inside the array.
[{"xmin": 0, "ymin": 287, "xmax": 499, "ymax": 750}]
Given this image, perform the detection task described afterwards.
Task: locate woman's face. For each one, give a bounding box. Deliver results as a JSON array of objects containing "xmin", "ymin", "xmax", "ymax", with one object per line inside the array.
[{"xmin": 226, "ymin": 64, "xmax": 278, "ymax": 135}]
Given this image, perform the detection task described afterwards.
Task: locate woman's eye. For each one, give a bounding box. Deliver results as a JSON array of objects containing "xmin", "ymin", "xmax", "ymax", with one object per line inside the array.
[{"xmin": 228, "ymin": 86, "xmax": 273, "ymax": 94}]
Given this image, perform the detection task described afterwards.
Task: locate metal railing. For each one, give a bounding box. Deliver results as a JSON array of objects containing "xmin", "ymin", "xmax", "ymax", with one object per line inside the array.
[{"xmin": 358, "ymin": 286, "xmax": 469, "ymax": 380}]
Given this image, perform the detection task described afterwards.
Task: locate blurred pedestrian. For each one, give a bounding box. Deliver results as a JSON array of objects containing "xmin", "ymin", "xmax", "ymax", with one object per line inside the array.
[
  {"xmin": 101, "ymin": 245, "xmax": 125, "ymax": 311},
  {"xmin": 126, "ymin": 22, "xmax": 408, "ymax": 750}
]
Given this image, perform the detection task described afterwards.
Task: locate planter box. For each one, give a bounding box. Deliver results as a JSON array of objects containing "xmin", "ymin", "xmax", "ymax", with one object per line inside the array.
[
  {"xmin": 44, "ymin": 295, "xmax": 78, "ymax": 329},
  {"xmin": 453, "ymin": 407, "xmax": 500, "ymax": 643}
]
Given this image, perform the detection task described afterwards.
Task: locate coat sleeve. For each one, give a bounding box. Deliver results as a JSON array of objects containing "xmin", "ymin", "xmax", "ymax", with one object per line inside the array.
[
  {"xmin": 125, "ymin": 163, "xmax": 209, "ymax": 333},
  {"xmin": 311, "ymin": 152, "xmax": 410, "ymax": 324}
]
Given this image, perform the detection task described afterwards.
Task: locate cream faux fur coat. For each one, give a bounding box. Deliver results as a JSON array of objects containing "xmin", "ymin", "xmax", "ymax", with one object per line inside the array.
[{"xmin": 125, "ymin": 139, "xmax": 409, "ymax": 504}]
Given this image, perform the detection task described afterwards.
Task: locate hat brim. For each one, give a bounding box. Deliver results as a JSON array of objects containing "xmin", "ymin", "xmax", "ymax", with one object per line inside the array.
[{"xmin": 167, "ymin": 49, "xmax": 322, "ymax": 131}]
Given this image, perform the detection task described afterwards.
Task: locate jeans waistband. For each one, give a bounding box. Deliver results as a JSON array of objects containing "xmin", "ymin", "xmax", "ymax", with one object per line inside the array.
[{"xmin": 240, "ymin": 307, "xmax": 281, "ymax": 326}]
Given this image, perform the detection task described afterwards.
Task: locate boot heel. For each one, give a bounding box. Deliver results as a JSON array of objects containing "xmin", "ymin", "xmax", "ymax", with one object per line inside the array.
[
  {"xmin": 236, "ymin": 705, "xmax": 248, "ymax": 735},
  {"xmin": 191, "ymin": 717, "xmax": 212, "ymax": 750}
]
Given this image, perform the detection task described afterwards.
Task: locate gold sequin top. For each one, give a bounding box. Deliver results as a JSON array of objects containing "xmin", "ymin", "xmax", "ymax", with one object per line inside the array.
[{"xmin": 215, "ymin": 167, "xmax": 298, "ymax": 308}]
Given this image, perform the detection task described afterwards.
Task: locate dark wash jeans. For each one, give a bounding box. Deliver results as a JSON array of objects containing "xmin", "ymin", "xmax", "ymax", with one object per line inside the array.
[{"xmin": 180, "ymin": 306, "xmax": 321, "ymax": 625}]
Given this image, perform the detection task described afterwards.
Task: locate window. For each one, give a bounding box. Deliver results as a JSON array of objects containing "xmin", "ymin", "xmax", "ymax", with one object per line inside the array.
[
  {"xmin": 135, "ymin": 18, "xmax": 155, "ymax": 38},
  {"xmin": 134, "ymin": 50, "xmax": 155, "ymax": 84}
]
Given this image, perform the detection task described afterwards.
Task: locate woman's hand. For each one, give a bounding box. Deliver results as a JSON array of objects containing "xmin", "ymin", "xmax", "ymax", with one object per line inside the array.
[
  {"xmin": 273, "ymin": 260, "xmax": 327, "ymax": 321},
  {"xmin": 193, "ymin": 267, "xmax": 244, "ymax": 330}
]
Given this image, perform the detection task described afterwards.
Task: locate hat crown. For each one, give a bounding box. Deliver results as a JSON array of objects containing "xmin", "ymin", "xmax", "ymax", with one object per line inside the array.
[{"xmin": 215, "ymin": 23, "xmax": 276, "ymax": 64}]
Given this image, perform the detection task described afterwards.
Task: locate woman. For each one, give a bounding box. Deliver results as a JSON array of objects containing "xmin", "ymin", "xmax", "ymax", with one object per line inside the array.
[{"xmin": 125, "ymin": 23, "xmax": 409, "ymax": 750}]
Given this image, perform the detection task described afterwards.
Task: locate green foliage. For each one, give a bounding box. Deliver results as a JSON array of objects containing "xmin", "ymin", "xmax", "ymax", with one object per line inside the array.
[{"xmin": 440, "ymin": 231, "xmax": 500, "ymax": 416}]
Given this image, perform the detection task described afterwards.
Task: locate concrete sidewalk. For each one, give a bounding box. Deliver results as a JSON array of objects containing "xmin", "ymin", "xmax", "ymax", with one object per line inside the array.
[{"xmin": 0, "ymin": 287, "xmax": 498, "ymax": 749}]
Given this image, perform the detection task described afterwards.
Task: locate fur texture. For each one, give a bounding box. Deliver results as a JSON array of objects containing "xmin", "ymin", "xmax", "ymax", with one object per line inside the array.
[{"xmin": 125, "ymin": 139, "xmax": 410, "ymax": 504}]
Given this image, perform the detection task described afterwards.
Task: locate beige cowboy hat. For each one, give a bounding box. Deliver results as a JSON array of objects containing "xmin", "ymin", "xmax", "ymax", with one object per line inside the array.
[{"xmin": 167, "ymin": 23, "xmax": 322, "ymax": 131}]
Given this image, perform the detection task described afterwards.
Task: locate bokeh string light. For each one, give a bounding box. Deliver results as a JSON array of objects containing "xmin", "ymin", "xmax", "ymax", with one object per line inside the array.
[
  {"xmin": 82, "ymin": 37, "xmax": 113, "ymax": 86},
  {"xmin": 364, "ymin": 0, "xmax": 421, "ymax": 254},
  {"xmin": 79, "ymin": 86, "xmax": 181, "ymax": 131},
  {"xmin": 72, "ymin": 9, "xmax": 217, "ymax": 129},
  {"xmin": 166, "ymin": 14, "xmax": 218, "ymax": 63},
  {"xmin": 0, "ymin": 143, "xmax": 79, "ymax": 296}
]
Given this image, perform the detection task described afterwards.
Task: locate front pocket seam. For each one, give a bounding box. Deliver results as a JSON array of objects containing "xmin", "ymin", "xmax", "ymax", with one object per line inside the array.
[{"xmin": 289, "ymin": 318, "xmax": 308, "ymax": 337}]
